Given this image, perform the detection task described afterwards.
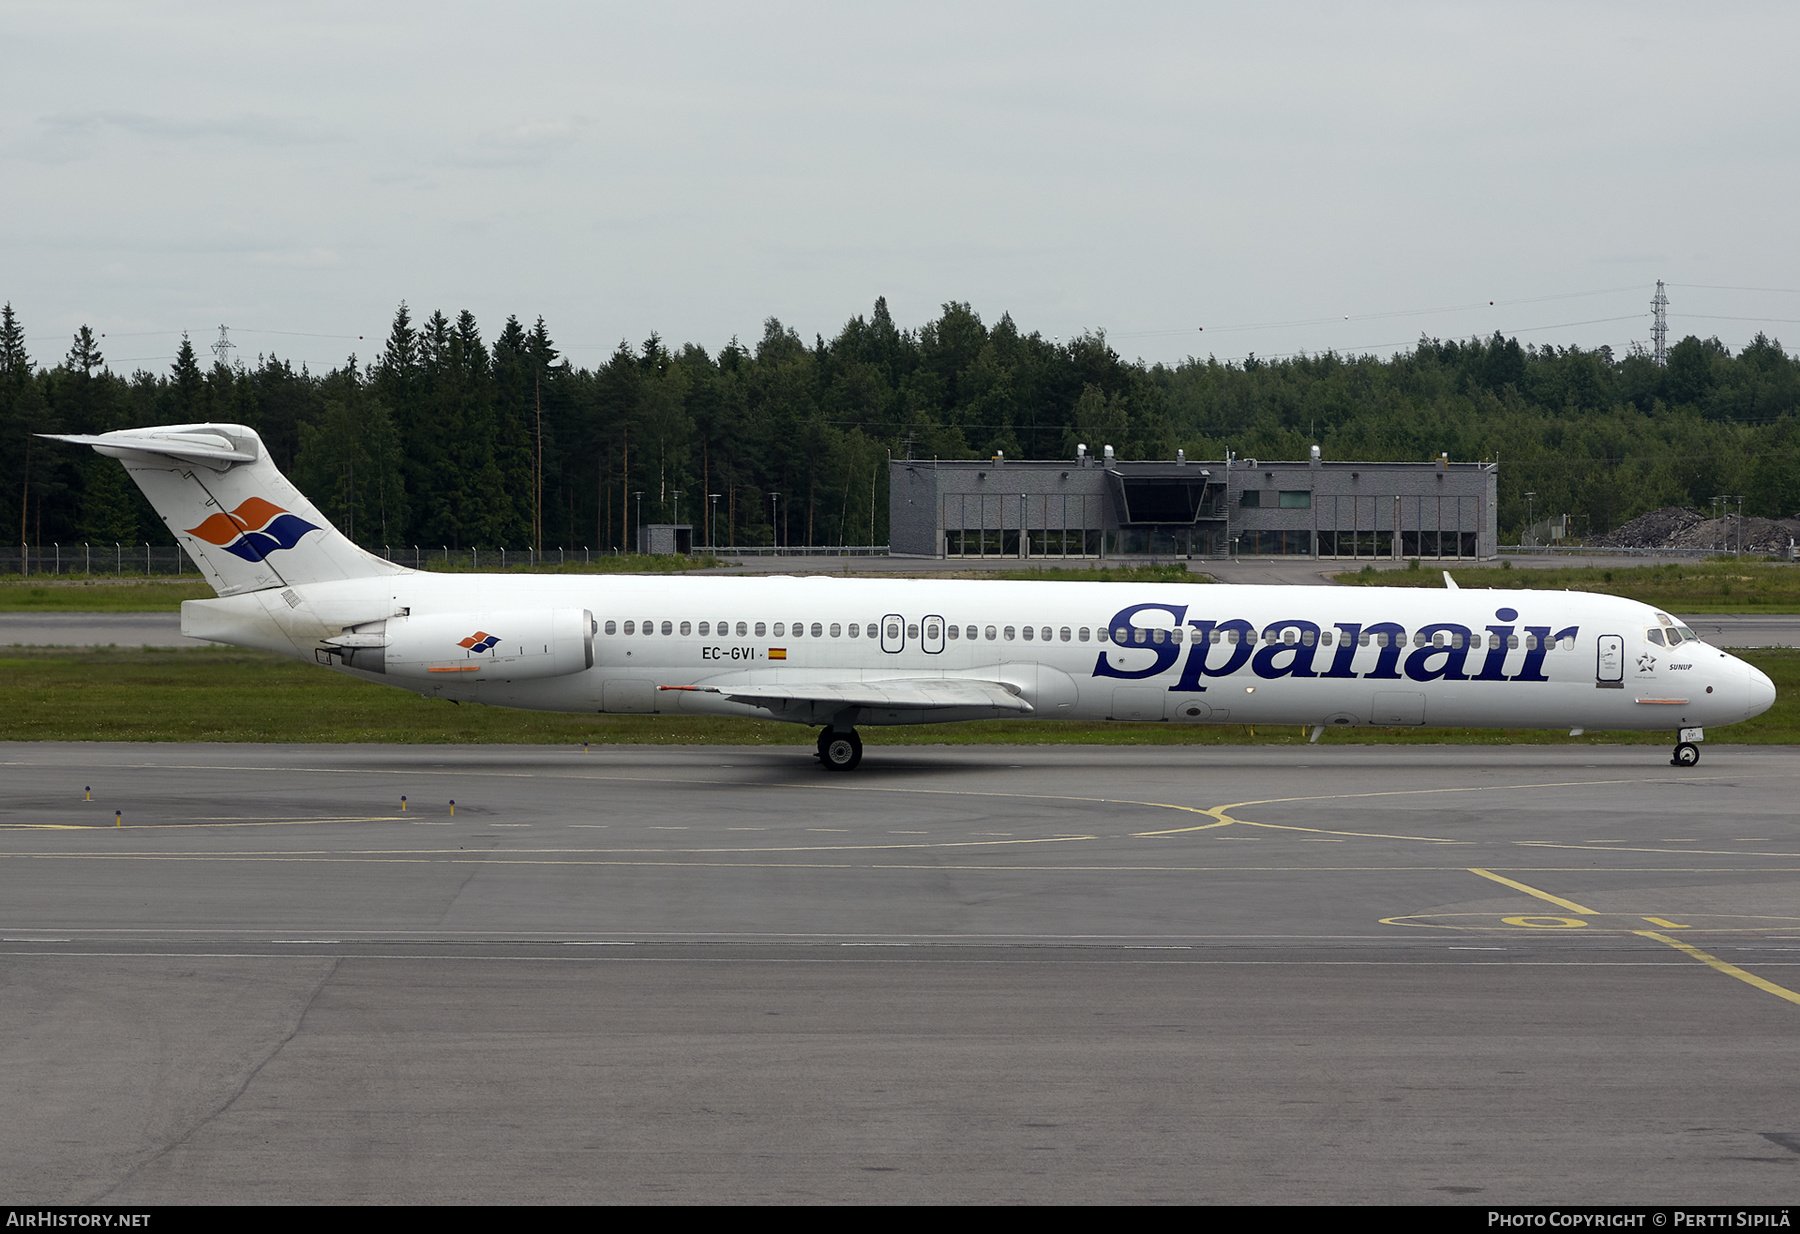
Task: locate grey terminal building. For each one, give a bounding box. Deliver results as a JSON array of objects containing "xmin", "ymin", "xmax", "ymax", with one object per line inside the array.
[{"xmin": 889, "ymin": 446, "xmax": 1498, "ymax": 561}]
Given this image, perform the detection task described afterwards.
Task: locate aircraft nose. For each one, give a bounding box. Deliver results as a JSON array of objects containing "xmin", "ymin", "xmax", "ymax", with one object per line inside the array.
[{"xmin": 1746, "ymin": 662, "xmax": 1776, "ymax": 720}]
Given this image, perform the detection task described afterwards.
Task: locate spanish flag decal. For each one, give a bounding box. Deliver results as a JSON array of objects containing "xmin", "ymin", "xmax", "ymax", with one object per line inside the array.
[{"xmin": 768, "ymin": 648, "xmax": 787, "ymax": 660}]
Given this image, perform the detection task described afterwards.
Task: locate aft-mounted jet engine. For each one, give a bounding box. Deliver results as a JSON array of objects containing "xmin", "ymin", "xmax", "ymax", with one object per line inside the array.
[{"xmin": 322, "ymin": 609, "xmax": 595, "ymax": 681}]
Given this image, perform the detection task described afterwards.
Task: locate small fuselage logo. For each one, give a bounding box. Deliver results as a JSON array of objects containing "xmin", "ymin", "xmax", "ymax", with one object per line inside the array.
[
  {"xmin": 459, "ymin": 632, "xmax": 501, "ymax": 653},
  {"xmin": 186, "ymin": 497, "xmax": 320, "ymax": 563}
]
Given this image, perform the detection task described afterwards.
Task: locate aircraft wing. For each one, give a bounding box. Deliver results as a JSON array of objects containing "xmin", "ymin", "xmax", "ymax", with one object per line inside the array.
[{"xmin": 664, "ymin": 677, "xmax": 1034, "ymax": 714}]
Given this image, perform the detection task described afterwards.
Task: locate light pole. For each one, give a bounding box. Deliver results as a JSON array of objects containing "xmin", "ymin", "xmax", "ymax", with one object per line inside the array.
[
  {"xmin": 672, "ymin": 489, "xmax": 683, "ymax": 528},
  {"xmin": 1524, "ymin": 492, "xmax": 1536, "ymax": 546},
  {"xmin": 769, "ymin": 492, "xmax": 780, "ymax": 552},
  {"xmin": 633, "ymin": 491, "xmax": 644, "ymax": 554},
  {"xmin": 709, "ymin": 493, "xmax": 720, "ymax": 549},
  {"xmin": 1736, "ymin": 495, "xmax": 1746, "ymax": 556}
]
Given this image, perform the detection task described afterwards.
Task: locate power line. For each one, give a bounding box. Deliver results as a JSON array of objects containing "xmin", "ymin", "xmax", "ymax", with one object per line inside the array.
[
  {"xmin": 1675, "ymin": 313, "xmax": 1800, "ymax": 325},
  {"xmin": 1668, "ymin": 283, "xmax": 1800, "ymax": 295},
  {"xmin": 1112, "ymin": 284, "xmax": 1649, "ymax": 340}
]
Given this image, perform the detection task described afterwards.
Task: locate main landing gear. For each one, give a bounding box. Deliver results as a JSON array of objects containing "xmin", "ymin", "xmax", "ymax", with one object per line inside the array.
[
  {"xmin": 1670, "ymin": 741, "xmax": 1700, "ymax": 768},
  {"xmin": 817, "ymin": 727, "xmax": 864, "ymax": 772}
]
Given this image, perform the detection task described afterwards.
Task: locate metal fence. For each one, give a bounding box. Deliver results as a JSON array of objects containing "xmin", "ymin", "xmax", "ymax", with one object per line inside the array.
[
  {"xmin": 1, "ymin": 544, "xmax": 197, "ymax": 577},
  {"xmin": 712, "ymin": 545, "xmax": 890, "ymax": 558}
]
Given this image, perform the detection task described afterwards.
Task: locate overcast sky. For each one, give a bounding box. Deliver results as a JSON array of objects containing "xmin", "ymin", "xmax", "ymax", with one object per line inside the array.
[{"xmin": 5, "ymin": 1, "xmax": 1798, "ymax": 375}]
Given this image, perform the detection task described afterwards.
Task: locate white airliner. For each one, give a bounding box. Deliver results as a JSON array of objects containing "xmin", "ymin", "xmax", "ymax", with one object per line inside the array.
[{"xmin": 53, "ymin": 423, "xmax": 1775, "ymax": 770}]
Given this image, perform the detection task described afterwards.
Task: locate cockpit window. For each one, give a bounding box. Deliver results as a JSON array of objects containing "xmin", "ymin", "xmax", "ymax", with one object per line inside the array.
[{"xmin": 1645, "ymin": 629, "xmax": 1665, "ymax": 646}]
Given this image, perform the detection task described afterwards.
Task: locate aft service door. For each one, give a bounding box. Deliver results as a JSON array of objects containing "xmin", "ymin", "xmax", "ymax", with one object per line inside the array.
[
  {"xmin": 881, "ymin": 613, "xmax": 905, "ymax": 654},
  {"xmin": 1596, "ymin": 634, "xmax": 1624, "ymax": 687}
]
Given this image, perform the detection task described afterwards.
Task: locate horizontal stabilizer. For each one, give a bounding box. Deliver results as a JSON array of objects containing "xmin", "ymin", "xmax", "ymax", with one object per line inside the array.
[{"xmin": 41, "ymin": 427, "xmax": 260, "ymax": 468}]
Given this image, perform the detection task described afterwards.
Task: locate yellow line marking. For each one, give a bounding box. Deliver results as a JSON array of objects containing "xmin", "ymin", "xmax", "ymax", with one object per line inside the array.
[
  {"xmin": 1642, "ymin": 917, "xmax": 1689, "ymax": 929},
  {"xmin": 1500, "ymin": 915, "xmax": 1587, "ymax": 929},
  {"xmin": 1468, "ymin": 868, "xmax": 1597, "ymax": 915},
  {"xmin": 1460, "ymin": 870, "xmax": 1800, "ymax": 1009},
  {"xmin": 1516, "ymin": 840, "xmax": 1800, "ymax": 858},
  {"xmin": 1131, "ymin": 801, "xmax": 1458, "ymax": 843},
  {"xmin": 1635, "ymin": 931, "xmax": 1800, "ymax": 1008}
]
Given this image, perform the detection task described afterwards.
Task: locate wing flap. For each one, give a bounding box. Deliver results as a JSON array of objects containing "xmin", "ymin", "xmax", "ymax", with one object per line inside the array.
[{"xmin": 664, "ymin": 677, "xmax": 1033, "ymax": 714}]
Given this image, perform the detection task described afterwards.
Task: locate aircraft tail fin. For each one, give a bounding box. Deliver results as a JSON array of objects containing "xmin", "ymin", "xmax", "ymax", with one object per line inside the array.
[{"xmin": 45, "ymin": 423, "xmax": 409, "ymax": 596}]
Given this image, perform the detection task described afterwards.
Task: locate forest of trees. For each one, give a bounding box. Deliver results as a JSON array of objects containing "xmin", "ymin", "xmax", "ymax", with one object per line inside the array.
[{"xmin": 4, "ymin": 296, "xmax": 1799, "ymax": 556}]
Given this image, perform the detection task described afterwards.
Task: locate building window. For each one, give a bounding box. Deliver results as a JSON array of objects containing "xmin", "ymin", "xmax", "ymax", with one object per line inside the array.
[
  {"xmin": 1279, "ymin": 490, "xmax": 1311, "ymax": 509},
  {"xmin": 1240, "ymin": 490, "xmax": 1261, "ymax": 507}
]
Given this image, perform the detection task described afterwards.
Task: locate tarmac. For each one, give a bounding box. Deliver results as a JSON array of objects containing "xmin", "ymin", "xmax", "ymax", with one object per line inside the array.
[{"xmin": 3, "ymin": 742, "xmax": 1798, "ymax": 1204}]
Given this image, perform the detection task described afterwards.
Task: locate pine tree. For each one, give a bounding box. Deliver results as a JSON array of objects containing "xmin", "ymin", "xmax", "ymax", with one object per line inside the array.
[
  {"xmin": 65, "ymin": 326, "xmax": 104, "ymax": 376},
  {"xmin": 0, "ymin": 303, "xmax": 29, "ymax": 381},
  {"xmin": 169, "ymin": 334, "xmax": 205, "ymax": 419}
]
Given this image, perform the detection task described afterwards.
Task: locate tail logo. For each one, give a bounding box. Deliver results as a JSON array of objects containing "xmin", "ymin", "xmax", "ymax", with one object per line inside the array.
[
  {"xmin": 186, "ymin": 497, "xmax": 320, "ymax": 563},
  {"xmin": 459, "ymin": 632, "xmax": 501, "ymax": 653}
]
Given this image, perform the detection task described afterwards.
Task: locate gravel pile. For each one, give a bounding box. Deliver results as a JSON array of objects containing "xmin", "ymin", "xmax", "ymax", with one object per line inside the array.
[{"xmin": 1591, "ymin": 506, "xmax": 1800, "ymax": 554}]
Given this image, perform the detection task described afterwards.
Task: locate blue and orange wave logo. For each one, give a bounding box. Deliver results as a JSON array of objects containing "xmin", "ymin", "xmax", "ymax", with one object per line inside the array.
[
  {"xmin": 186, "ymin": 497, "xmax": 320, "ymax": 563},
  {"xmin": 458, "ymin": 631, "xmax": 501, "ymax": 653}
]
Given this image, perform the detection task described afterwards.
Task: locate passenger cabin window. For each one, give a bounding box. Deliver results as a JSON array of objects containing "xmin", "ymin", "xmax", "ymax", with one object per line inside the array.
[
  {"xmin": 830, "ymin": 623, "xmax": 841, "ymax": 638},
  {"xmin": 680, "ymin": 621, "xmax": 692, "ymax": 636},
  {"xmin": 1079, "ymin": 628, "xmax": 1091, "ymax": 642},
  {"xmin": 1060, "ymin": 628, "xmax": 1072, "ymax": 642},
  {"xmin": 754, "ymin": 622, "xmax": 766, "ymax": 636},
  {"xmin": 947, "ymin": 625, "xmax": 959, "ymax": 640},
  {"xmin": 605, "ymin": 620, "xmax": 618, "ymax": 635},
  {"xmin": 623, "ymin": 620, "xmax": 635, "ymax": 634},
  {"xmin": 985, "ymin": 626, "xmax": 997, "ymax": 641}
]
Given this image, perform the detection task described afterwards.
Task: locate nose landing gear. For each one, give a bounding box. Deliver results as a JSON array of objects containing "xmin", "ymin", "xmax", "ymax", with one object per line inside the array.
[
  {"xmin": 817, "ymin": 727, "xmax": 864, "ymax": 772},
  {"xmin": 1671, "ymin": 741, "xmax": 1700, "ymax": 767}
]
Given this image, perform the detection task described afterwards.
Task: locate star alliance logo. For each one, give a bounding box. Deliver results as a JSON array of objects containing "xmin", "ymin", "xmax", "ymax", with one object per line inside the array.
[{"xmin": 1637, "ymin": 653, "xmax": 1657, "ymax": 673}]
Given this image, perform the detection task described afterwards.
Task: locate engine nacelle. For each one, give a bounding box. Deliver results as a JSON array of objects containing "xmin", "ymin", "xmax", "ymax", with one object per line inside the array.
[{"xmin": 324, "ymin": 609, "xmax": 595, "ymax": 681}]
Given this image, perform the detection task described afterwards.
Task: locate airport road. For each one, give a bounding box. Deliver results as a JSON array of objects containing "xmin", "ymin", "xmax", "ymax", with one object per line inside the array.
[
  {"xmin": 2, "ymin": 742, "xmax": 1798, "ymax": 1204},
  {"xmin": 0, "ymin": 612, "xmax": 207, "ymax": 649}
]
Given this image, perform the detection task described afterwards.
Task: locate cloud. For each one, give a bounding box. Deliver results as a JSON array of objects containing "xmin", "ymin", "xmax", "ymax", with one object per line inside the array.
[
  {"xmin": 39, "ymin": 111, "xmax": 344, "ymax": 147},
  {"xmin": 441, "ymin": 119, "xmax": 584, "ymax": 168},
  {"xmin": 248, "ymin": 248, "xmax": 343, "ymax": 269}
]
